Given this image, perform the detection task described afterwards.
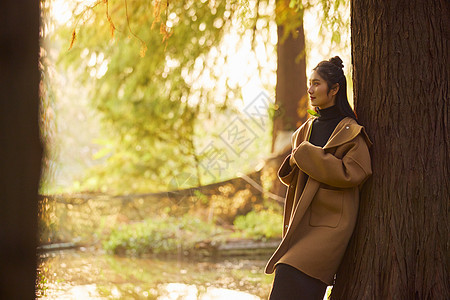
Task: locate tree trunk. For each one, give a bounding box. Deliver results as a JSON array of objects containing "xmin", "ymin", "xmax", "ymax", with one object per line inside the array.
[
  {"xmin": 271, "ymin": 1, "xmax": 308, "ymax": 200},
  {"xmin": 272, "ymin": 23, "xmax": 308, "ymax": 153},
  {"xmin": 332, "ymin": 1, "xmax": 449, "ymax": 299},
  {"xmin": 0, "ymin": 1, "xmax": 42, "ymax": 299}
]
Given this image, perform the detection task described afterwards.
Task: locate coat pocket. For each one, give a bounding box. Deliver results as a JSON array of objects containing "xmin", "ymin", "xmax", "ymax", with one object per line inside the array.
[{"xmin": 309, "ymin": 188, "xmax": 344, "ymax": 228}]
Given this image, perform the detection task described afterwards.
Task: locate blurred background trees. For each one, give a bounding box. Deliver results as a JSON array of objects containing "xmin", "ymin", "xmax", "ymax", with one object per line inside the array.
[{"xmin": 41, "ymin": 0, "xmax": 350, "ymax": 195}]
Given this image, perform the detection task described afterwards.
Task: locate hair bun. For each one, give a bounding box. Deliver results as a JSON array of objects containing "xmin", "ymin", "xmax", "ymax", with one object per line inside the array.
[{"xmin": 329, "ymin": 56, "xmax": 344, "ymax": 69}]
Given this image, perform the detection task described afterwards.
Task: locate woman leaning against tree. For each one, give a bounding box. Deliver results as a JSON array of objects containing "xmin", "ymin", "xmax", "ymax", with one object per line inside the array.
[{"xmin": 265, "ymin": 56, "xmax": 373, "ymax": 300}]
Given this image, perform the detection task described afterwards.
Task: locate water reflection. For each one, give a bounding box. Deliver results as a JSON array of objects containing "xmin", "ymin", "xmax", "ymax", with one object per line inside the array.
[
  {"xmin": 39, "ymin": 248, "xmax": 273, "ymax": 299},
  {"xmin": 158, "ymin": 283, "xmax": 260, "ymax": 299}
]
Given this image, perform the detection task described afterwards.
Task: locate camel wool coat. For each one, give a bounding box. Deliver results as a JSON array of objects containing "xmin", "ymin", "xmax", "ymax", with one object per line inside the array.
[{"xmin": 265, "ymin": 116, "xmax": 373, "ymax": 285}]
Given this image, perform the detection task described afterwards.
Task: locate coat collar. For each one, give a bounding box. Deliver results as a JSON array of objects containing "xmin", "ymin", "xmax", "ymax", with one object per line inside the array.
[{"xmin": 304, "ymin": 117, "xmax": 373, "ymax": 150}]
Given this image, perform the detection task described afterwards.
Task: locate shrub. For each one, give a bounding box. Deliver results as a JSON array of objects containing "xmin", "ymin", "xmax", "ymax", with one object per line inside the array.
[
  {"xmin": 233, "ymin": 210, "xmax": 282, "ymax": 240},
  {"xmin": 103, "ymin": 215, "xmax": 225, "ymax": 256}
]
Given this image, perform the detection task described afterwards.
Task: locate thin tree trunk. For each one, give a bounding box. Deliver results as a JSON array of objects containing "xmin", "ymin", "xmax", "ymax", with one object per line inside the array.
[
  {"xmin": 332, "ymin": 1, "xmax": 449, "ymax": 299},
  {"xmin": 0, "ymin": 1, "xmax": 42, "ymax": 298}
]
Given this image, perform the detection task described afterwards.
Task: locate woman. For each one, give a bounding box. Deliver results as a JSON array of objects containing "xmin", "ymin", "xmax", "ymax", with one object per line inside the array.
[{"xmin": 265, "ymin": 56, "xmax": 373, "ymax": 300}]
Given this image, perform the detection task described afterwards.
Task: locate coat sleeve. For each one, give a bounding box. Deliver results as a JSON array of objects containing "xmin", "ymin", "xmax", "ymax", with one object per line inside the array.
[
  {"xmin": 291, "ymin": 135, "xmax": 372, "ymax": 188},
  {"xmin": 277, "ymin": 126, "xmax": 303, "ymax": 186},
  {"xmin": 277, "ymin": 154, "xmax": 296, "ymax": 186}
]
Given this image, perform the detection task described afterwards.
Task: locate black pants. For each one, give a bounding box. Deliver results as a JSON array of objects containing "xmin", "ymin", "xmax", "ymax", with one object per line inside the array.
[{"xmin": 269, "ymin": 263, "xmax": 328, "ymax": 300}]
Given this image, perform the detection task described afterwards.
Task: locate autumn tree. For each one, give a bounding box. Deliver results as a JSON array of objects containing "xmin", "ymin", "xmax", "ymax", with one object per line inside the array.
[{"xmin": 332, "ymin": 1, "xmax": 449, "ymax": 299}]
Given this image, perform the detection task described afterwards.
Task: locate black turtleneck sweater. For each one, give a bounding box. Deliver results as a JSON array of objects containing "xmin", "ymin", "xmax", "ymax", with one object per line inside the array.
[{"xmin": 309, "ymin": 105, "xmax": 345, "ymax": 147}]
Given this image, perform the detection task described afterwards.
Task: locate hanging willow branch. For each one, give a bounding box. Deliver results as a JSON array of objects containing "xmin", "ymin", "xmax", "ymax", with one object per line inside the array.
[
  {"xmin": 68, "ymin": 0, "xmax": 173, "ymax": 56},
  {"xmin": 123, "ymin": 0, "xmax": 147, "ymax": 56},
  {"xmin": 68, "ymin": 0, "xmax": 104, "ymax": 50},
  {"xmin": 105, "ymin": 0, "xmax": 116, "ymax": 38}
]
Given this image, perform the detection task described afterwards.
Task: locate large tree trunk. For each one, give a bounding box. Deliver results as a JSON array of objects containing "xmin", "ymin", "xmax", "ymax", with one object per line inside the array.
[
  {"xmin": 0, "ymin": 1, "xmax": 42, "ymax": 299},
  {"xmin": 332, "ymin": 1, "xmax": 449, "ymax": 299}
]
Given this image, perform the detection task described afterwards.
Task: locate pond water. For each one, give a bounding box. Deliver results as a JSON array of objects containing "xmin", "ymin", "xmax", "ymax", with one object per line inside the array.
[{"xmin": 38, "ymin": 248, "xmax": 275, "ymax": 299}]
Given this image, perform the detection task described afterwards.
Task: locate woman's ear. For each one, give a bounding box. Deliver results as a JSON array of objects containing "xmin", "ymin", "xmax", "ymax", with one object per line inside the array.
[{"xmin": 331, "ymin": 83, "xmax": 340, "ymax": 96}]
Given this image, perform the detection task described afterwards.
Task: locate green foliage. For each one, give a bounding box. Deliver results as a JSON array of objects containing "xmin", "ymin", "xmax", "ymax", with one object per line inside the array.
[
  {"xmin": 193, "ymin": 189, "xmax": 209, "ymax": 205},
  {"xmin": 289, "ymin": 0, "xmax": 350, "ymax": 51},
  {"xmin": 276, "ymin": 0, "xmax": 305, "ymax": 44},
  {"xmin": 233, "ymin": 209, "xmax": 282, "ymax": 240},
  {"xmin": 35, "ymin": 264, "xmax": 49, "ymax": 298},
  {"xmin": 57, "ymin": 0, "xmax": 244, "ymax": 193},
  {"xmin": 307, "ymin": 108, "xmax": 320, "ymax": 117},
  {"xmin": 103, "ymin": 215, "xmax": 227, "ymax": 256}
]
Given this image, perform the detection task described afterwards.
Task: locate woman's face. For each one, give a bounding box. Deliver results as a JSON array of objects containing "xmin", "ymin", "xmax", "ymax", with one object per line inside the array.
[{"xmin": 308, "ymin": 70, "xmax": 338, "ymax": 109}]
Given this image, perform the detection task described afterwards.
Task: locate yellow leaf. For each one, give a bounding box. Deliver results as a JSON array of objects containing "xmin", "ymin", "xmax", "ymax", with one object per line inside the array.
[
  {"xmin": 68, "ymin": 29, "xmax": 76, "ymax": 50},
  {"xmin": 140, "ymin": 43, "xmax": 148, "ymax": 57}
]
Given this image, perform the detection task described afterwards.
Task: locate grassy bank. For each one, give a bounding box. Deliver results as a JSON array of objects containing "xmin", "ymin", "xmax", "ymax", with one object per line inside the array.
[{"xmin": 102, "ymin": 210, "xmax": 282, "ymax": 257}]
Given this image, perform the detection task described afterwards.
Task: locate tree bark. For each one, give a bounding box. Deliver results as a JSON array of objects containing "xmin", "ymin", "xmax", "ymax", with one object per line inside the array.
[
  {"xmin": 0, "ymin": 0, "xmax": 42, "ymax": 298},
  {"xmin": 332, "ymin": 1, "xmax": 449, "ymax": 299}
]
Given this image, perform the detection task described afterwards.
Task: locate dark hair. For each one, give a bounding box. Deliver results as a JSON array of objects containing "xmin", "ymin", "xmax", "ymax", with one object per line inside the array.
[{"xmin": 313, "ymin": 56, "xmax": 357, "ymax": 120}]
